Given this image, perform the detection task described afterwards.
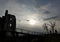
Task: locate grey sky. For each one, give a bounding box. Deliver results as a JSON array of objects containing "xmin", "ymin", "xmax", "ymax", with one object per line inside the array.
[{"xmin": 0, "ymin": 0, "xmax": 60, "ymax": 33}]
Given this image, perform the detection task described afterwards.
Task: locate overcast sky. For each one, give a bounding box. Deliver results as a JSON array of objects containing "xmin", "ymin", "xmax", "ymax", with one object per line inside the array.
[{"xmin": 0, "ymin": 0, "xmax": 60, "ymax": 33}]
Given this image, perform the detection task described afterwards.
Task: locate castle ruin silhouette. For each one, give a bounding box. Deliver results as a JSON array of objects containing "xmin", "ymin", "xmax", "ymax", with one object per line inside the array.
[{"xmin": 0, "ymin": 10, "xmax": 16, "ymax": 36}]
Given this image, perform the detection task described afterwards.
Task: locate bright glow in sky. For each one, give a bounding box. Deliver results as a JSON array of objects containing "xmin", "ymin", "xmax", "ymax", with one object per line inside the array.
[
  {"xmin": 0, "ymin": 0, "xmax": 60, "ymax": 33},
  {"xmin": 29, "ymin": 19, "xmax": 36, "ymax": 25}
]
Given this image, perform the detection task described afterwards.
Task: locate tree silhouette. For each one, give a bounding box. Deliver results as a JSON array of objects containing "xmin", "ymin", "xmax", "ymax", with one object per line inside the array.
[
  {"xmin": 43, "ymin": 23, "xmax": 49, "ymax": 34},
  {"xmin": 55, "ymin": 29, "xmax": 57, "ymax": 34},
  {"xmin": 48, "ymin": 21, "xmax": 56, "ymax": 34}
]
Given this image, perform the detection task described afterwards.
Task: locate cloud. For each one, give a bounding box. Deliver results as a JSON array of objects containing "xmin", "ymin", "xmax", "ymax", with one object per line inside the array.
[
  {"xmin": 0, "ymin": 0, "xmax": 8, "ymax": 16},
  {"xmin": 0, "ymin": 0, "xmax": 60, "ymax": 32},
  {"xmin": 43, "ymin": 16, "xmax": 59, "ymax": 21},
  {"xmin": 43, "ymin": 11, "xmax": 50, "ymax": 14}
]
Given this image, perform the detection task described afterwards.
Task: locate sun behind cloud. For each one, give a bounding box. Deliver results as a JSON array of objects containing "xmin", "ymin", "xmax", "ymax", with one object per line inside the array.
[{"xmin": 29, "ymin": 19, "xmax": 36, "ymax": 25}]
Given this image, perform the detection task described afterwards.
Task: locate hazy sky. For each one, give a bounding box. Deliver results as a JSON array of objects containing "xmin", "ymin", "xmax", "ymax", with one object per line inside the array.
[{"xmin": 0, "ymin": 0, "xmax": 60, "ymax": 33}]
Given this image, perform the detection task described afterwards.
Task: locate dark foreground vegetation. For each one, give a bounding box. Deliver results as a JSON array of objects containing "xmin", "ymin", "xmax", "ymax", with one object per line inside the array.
[{"xmin": 0, "ymin": 34, "xmax": 60, "ymax": 42}]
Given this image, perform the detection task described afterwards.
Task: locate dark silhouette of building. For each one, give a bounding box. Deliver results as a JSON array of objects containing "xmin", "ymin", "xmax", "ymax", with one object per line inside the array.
[
  {"xmin": 0, "ymin": 10, "xmax": 16, "ymax": 36},
  {"xmin": 0, "ymin": 17, "xmax": 2, "ymax": 31},
  {"xmin": 4, "ymin": 10, "xmax": 16, "ymax": 32}
]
